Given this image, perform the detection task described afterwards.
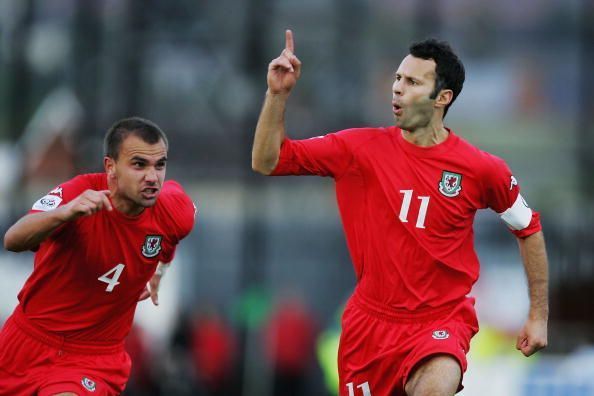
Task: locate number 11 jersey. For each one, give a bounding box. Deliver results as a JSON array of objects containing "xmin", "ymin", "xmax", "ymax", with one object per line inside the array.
[{"xmin": 272, "ymin": 127, "xmax": 541, "ymax": 310}]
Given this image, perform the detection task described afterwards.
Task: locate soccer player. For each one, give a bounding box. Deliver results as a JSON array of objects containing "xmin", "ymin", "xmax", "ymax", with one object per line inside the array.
[
  {"xmin": 1, "ymin": 117, "xmax": 196, "ymax": 395},
  {"xmin": 252, "ymin": 30, "xmax": 549, "ymax": 396}
]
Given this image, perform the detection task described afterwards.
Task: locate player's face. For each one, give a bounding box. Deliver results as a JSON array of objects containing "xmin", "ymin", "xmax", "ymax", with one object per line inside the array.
[
  {"xmin": 392, "ymin": 55, "xmax": 439, "ymax": 131},
  {"xmin": 106, "ymin": 135, "xmax": 167, "ymax": 214}
]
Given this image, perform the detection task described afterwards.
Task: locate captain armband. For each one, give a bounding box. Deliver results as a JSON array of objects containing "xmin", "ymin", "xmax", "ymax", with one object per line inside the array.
[
  {"xmin": 499, "ymin": 193, "xmax": 533, "ymax": 230},
  {"xmin": 155, "ymin": 262, "xmax": 171, "ymax": 277}
]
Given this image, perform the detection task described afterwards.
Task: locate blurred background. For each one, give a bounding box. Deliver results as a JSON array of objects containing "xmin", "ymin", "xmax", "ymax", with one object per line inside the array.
[{"xmin": 1, "ymin": 0, "xmax": 593, "ymax": 395}]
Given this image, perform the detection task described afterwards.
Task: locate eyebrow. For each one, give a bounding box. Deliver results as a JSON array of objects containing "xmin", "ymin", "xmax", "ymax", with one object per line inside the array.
[
  {"xmin": 131, "ymin": 156, "xmax": 168, "ymax": 163},
  {"xmin": 395, "ymin": 72, "xmax": 421, "ymax": 81}
]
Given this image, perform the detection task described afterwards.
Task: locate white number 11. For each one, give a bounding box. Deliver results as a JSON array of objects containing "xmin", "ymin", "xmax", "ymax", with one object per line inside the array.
[
  {"xmin": 399, "ymin": 189, "xmax": 430, "ymax": 229},
  {"xmin": 347, "ymin": 381, "xmax": 371, "ymax": 396}
]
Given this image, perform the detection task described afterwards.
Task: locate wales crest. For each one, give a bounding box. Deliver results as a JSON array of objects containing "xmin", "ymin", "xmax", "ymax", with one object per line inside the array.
[
  {"xmin": 142, "ymin": 235, "xmax": 163, "ymax": 258},
  {"xmin": 438, "ymin": 171, "xmax": 462, "ymax": 197}
]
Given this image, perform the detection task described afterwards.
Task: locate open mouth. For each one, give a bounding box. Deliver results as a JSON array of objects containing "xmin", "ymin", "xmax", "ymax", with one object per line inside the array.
[
  {"xmin": 393, "ymin": 104, "xmax": 403, "ymax": 116},
  {"xmin": 141, "ymin": 187, "xmax": 159, "ymax": 198}
]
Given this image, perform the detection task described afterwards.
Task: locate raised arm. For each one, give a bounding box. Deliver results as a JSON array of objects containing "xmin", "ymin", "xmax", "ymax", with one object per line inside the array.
[
  {"xmin": 252, "ymin": 29, "xmax": 302, "ymax": 175},
  {"xmin": 515, "ymin": 230, "xmax": 549, "ymax": 357},
  {"xmin": 3, "ymin": 189, "xmax": 112, "ymax": 252}
]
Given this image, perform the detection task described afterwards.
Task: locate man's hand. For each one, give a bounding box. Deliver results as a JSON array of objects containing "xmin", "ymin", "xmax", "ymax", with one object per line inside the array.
[
  {"xmin": 267, "ymin": 29, "xmax": 302, "ymax": 95},
  {"xmin": 516, "ymin": 317, "xmax": 548, "ymax": 357},
  {"xmin": 59, "ymin": 189, "xmax": 113, "ymax": 221},
  {"xmin": 4, "ymin": 189, "xmax": 113, "ymax": 252},
  {"xmin": 139, "ymin": 273, "xmax": 162, "ymax": 306}
]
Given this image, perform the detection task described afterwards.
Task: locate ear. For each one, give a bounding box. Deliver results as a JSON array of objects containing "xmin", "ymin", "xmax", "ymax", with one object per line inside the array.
[
  {"xmin": 435, "ymin": 89, "xmax": 453, "ymax": 110},
  {"xmin": 104, "ymin": 156, "xmax": 116, "ymax": 178}
]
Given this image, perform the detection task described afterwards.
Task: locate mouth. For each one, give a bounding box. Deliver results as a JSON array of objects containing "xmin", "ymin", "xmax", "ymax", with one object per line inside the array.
[
  {"xmin": 392, "ymin": 103, "xmax": 403, "ymax": 116},
  {"xmin": 141, "ymin": 187, "xmax": 159, "ymax": 199}
]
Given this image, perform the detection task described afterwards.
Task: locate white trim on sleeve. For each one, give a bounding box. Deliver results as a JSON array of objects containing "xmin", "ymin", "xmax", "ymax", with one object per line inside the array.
[{"xmin": 499, "ymin": 193, "xmax": 532, "ymax": 230}]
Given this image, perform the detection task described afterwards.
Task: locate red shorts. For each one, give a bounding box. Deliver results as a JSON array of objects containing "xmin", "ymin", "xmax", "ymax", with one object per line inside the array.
[
  {"xmin": 0, "ymin": 307, "xmax": 131, "ymax": 396},
  {"xmin": 338, "ymin": 292, "xmax": 479, "ymax": 396}
]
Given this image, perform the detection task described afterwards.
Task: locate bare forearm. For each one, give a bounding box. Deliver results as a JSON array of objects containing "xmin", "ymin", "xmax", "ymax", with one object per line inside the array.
[
  {"xmin": 4, "ymin": 209, "xmax": 68, "ymax": 252},
  {"xmin": 251, "ymin": 91, "xmax": 289, "ymax": 175},
  {"xmin": 518, "ymin": 231, "xmax": 549, "ymax": 320}
]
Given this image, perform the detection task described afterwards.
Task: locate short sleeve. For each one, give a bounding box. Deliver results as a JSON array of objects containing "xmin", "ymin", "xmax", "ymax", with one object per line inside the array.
[
  {"xmin": 483, "ymin": 154, "xmax": 541, "ymax": 238},
  {"xmin": 271, "ymin": 129, "xmax": 360, "ymax": 178},
  {"xmin": 158, "ymin": 181, "xmax": 197, "ymax": 263},
  {"xmin": 29, "ymin": 175, "xmax": 93, "ymax": 214}
]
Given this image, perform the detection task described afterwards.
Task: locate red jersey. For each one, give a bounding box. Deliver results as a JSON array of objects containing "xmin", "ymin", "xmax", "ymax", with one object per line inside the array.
[
  {"xmin": 272, "ymin": 127, "xmax": 541, "ymax": 310},
  {"xmin": 18, "ymin": 173, "xmax": 196, "ymax": 342}
]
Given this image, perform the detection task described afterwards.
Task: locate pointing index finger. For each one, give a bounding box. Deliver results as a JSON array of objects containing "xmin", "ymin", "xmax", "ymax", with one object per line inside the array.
[{"xmin": 285, "ymin": 29, "xmax": 294, "ymax": 53}]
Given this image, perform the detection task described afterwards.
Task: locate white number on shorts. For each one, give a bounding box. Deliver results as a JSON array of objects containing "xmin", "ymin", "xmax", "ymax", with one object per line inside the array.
[
  {"xmin": 98, "ymin": 264, "xmax": 125, "ymax": 292},
  {"xmin": 399, "ymin": 189, "xmax": 430, "ymax": 229},
  {"xmin": 347, "ymin": 381, "xmax": 372, "ymax": 396}
]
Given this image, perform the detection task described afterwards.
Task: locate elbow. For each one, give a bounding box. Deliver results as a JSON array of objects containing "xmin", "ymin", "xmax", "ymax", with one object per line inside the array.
[
  {"xmin": 3, "ymin": 227, "xmax": 29, "ymax": 252},
  {"xmin": 251, "ymin": 157, "xmax": 276, "ymax": 176},
  {"xmin": 3, "ymin": 231, "xmax": 22, "ymax": 252}
]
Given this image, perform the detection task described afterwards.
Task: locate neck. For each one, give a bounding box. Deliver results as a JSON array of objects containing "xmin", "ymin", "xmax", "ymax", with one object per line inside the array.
[
  {"xmin": 107, "ymin": 177, "xmax": 144, "ymax": 217},
  {"xmin": 401, "ymin": 122, "xmax": 449, "ymax": 147}
]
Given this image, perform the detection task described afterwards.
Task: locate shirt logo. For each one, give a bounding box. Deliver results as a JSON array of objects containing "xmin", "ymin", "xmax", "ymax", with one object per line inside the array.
[
  {"xmin": 81, "ymin": 377, "xmax": 96, "ymax": 392},
  {"xmin": 510, "ymin": 175, "xmax": 518, "ymax": 190},
  {"xmin": 142, "ymin": 235, "xmax": 163, "ymax": 258},
  {"xmin": 49, "ymin": 186, "xmax": 63, "ymax": 198},
  {"xmin": 432, "ymin": 330, "xmax": 450, "ymax": 340},
  {"xmin": 32, "ymin": 195, "xmax": 63, "ymax": 211},
  {"xmin": 438, "ymin": 171, "xmax": 462, "ymax": 197}
]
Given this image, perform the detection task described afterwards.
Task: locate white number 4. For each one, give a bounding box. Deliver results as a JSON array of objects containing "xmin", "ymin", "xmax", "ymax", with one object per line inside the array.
[
  {"xmin": 347, "ymin": 381, "xmax": 371, "ymax": 396},
  {"xmin": 399, "ymin": 189, "xmax": 430, "ymax": 229},
  {"xmin": 98, "ymin": 264, "xmax": 125, "ymax": 292}
]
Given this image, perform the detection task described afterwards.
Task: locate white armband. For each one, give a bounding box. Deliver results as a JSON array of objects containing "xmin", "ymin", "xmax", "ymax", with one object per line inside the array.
[
  {"xmin": 155, "ymin": 262, "xmax": 170, "ymax": 277},
  {"xmin": 499, "ymin": 193, "xmax": 532, "ymax": 230}
]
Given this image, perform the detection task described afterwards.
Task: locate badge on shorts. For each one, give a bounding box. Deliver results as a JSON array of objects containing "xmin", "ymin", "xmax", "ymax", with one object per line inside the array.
[
  {"xmin": 81, "ymin": 377, "xmax": 96, "ymax": 392},
  {"xmin": 438, "ymin": 171, "xmax": 462, "ymax": 197},
  {"xmin": 432, "ymin": 330, "xmax": 449, "ymax": 340},
  {"xmin": 142, "ymin": 235, "xmax": 163, "ymax": 258}
]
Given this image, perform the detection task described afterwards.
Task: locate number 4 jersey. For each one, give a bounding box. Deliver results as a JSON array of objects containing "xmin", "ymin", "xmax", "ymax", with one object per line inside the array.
[
  {"xmin": 272, "ymin": 127, "xmax": 541, "ymax": 310},
  {"xmin": 17, "ymin": 173, "xmax": 196, "ymax": 342}
]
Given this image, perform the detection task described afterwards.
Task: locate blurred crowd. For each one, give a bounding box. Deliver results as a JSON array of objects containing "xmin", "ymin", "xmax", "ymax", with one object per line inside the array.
[{"xmin": 123, "ymin": 296, "xmax": 324, "ymax": 396}]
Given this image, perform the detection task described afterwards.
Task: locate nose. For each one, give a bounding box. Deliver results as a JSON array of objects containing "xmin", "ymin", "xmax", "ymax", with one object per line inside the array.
[
  {"xmin": 145, "ymin": 167, "xmax": 158, "ymax": 183},
  {"xmin": 392, "ymin": 79, "xmax": 402, "ymax": 96}
]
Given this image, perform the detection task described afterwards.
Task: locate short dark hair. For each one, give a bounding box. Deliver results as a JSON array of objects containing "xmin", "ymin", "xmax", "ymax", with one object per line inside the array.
[
  {"xmin": 409, "ymin": 39, "xmax": 465, "ymax": 117},
  {"xmin": 104, "ymin": 117, "xmax": 168, "ymax": 159}
]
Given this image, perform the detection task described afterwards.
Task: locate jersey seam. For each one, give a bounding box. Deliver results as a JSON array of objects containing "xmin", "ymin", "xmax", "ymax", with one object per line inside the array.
[{"xmin": 334, "ymin": 129, "xmax": 388, "ymax": 182}]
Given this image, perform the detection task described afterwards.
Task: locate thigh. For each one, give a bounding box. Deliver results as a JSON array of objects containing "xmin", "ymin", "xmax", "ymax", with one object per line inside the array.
[
  {"xmin": 404, "ymin": 354, "xmax": 461, "ymax": 396},
  {"xmin": 401, "ymin": 300, "xmax": 479, "ymax": 394},
  {"xmin": 48, "ymin": 393, "xmax": 78, "ymax": 396}
]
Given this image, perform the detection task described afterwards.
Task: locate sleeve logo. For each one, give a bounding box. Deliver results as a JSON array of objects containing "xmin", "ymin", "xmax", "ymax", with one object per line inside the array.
[
  {"xmin": 142, "ymin": 235, "xmax": 163, "ymax": 258},
  {"xmin": 438, "ymin": 171, "xmax": 462, "ymax": 197},
  {"xmin": 32, "ymin": 195, "xmax": 63, "ymax": 211},
  {"xmin": 510, "ymin": 175, "xmax": 518, "ymax": 190},
  {"xmin": 49, "ymin": 186, "xmax": 63, "ymax": 198}
]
